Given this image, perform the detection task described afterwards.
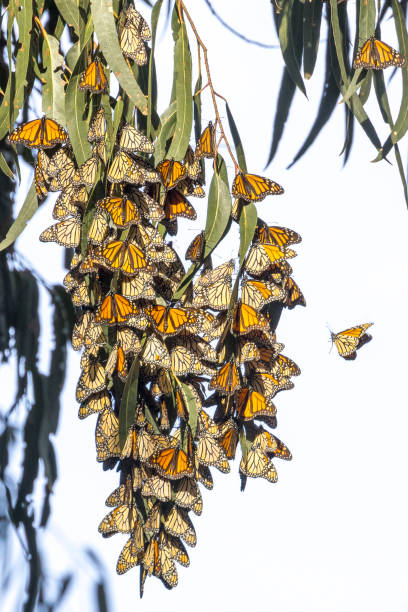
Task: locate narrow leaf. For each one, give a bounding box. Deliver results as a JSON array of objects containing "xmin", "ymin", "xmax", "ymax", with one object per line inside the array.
[
  {"xmin": 14, "ymin": 0, "xmax": 33, "ymax": 113},
  {"xmin": 41, "ymin": 33, "xmax": 66, "ymax": 126},
  {"xmin": 0, "ymin": 181, "xmax": 38, "ymax": 252},
  {"xmin": 238, "ymin": 201, "xmax": 257, "ymax": 267},
  {"xmin": 53, "ymin": 0, "xmax": 80, "ymax": 36},
  {"xmin": 203, "ymin": 154, "xmax": 232, "ymax": 257},
  {"xmin": 119, "ymin": 356, "xmax": 140, "ymax": 449},
  {"xmin": 167, "ymin": 19, "xmax": 193, "ymax": 160},
  {"xmin": 147, "ymin": 0, "xmax": 163, "ymax": 140},
  {"xmin": 303, "ymin": 0, "xmax": 323, "ymax": 79},
  {"xmin": 179, "ymin": 381, "xmax": 198, "ymax": 439},
  {"xmin": 276, "ymin": 0, "xmax": 307, "ymax": 96},
  {"xmin": 226, "ymin": 102, "xmax": 247, "ymax": 172},
  {"xmin": 266, "ymin": 67, "xmax": 296, "ymax": 165},
  {"xmin": 390, "ymin": 0, "xmax": 408, "ymax": 145},
  {"xmin": 0, "ymin": 153, "xmax": 15, "ymax": 179},
  {"xmin": 91, "ymin": 0, "xmax": 148, "ymax": 115},
  {"xmin": 153, "ymin": 101, "xmax": 177, "ymax": 164}
]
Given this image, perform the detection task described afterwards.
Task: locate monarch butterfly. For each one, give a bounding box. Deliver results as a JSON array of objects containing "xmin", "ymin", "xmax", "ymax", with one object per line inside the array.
[
  {"xmin": 142, "ymin": 538, "xmax": 161, "ymax": 580},
  {"xmin": 193, "ymin": 275, "xmax": 232, "ymax": 311},
  {"xmin": 330, "ymin": 323, "xmax": 373, "ymax": 359},
  {"xmin": 195, "ymin": 121, "xmax": 216, "ymax": 159},
  {"xmin": 88, "ymin": 107, "xmax": 106, "ymax": 142},
  {"xmin": 119, "ymin": 123, "xmax": 154, "ymax": 154},
  {"xmin": 196, "ymin": 432, "xmax": 229, "ymax": 472},
  {"xmin": 157, "ymin": 159, "xmax": 186, "ymax": 189},
  {"xmin": 232, "ymin": 301, "xmax": 269, "ymax": 335},
  {"xmin": 237, "ymin": 340, "xmax": 260, "ymax": 364},
  {"xmin": 163, "ymin": 506, "xmax": 196, "ymax": 546},
  {"xmin": 76, "ymin": 357, "xmax": 107, "ymax": 400},
  {"xmin": 232, "ymin": 172, "xmax": 284, "ymax": 202},
  {"xmin": 53, "ymin": 186, "xmax": 86, "ymax": 220},
  {"xmin": 176, "ymin": 177, "xmax": 206, "ymax": 198},
  {"xmin": 236, "ymin": 388, "xmax": 277, "ymax": 421},
  {"xmin": 126, "ymin": 186, "xmax": 165, "ymax": 222},
  {"xmin": 105, "ymin": 344, "xmax": 128, "ymax": 381},
  {"xmin": 149, "ymin": 445, "xmax": 194, "ymax": 480},
  {"xmin": 241, "ymin": 278, "xmax": 285, "ymax": 310},
  {"xmin": 145, "ymin": 305, "xmax": 197, "ymax": 336},
  {"xmin": 95, "ymin": 293, "xmax": 134, "ymax": 325},
  {"xmin": 34, "ymin": 162, "xmax": 49, "ymax": 200},
  {"xmin": 8, "ymin": 116, "xmax": 68, "ymax": 149},
  {"xmin": 93, "ymin": 137, "xmax": 107, "ymax": 164},
  {"xmin": 269, "ymin": 435, "xmax": 292, "ymax": 461},
  {"xmin": 353, "ymin": 36, "xmax": 405, "ymax": 70},
  {"xmin": 119, "ymin": 21, "xmax": 148, "ymax": 65},
  {"xmin": 78, "ymin": 391, "xmax": 111, "ymax": 420},
  {"xmin": 159, "ymin": 532, "xmax": 190, "ymax": 567},
  {"xmin": 173, "ymin": 478, "xmax": 202, "ymax": 516},
  {"xmin": 183, "ymin": 145, "xmax": 202, "ymax": 181},
  {"xmin": 141, "ymin": 334, "xmax": 171, "ymax": 368},
  {"xmin": 79, "ymin": 57, "xmax": 108, "ymax": 93},
  {"xmin": 170, "ymin": 346, "xmax": 195, "ymax": 376},
  {"xmin": 97, "ymin": 196, "xmax": 141, "ymax": 228},
  {"xmin": 107, "ymin": 151, "xmax": 142, "ymax": 184},
  {"xmin": 282, "ymin": 276, "xmax": 306, "ymax": 309},
  {"xmin": 125, "ymin": 5, "xmax": 151, "ymax": 40},
  {"xmin": 162, "ymin": 189, "xmax": 196, "ymax": 221},
  {"xmin": 76, "ymin": 156, "xmax": 99, "ymax": 187},
  {"xmin": 245, "ymin": 242, "xmax": 295, "ymax": 276},
  {"xmin": 185, "ymin": 231, "xmax": 205, "ymax": 262},
  {"xmin": 219, "ymin": 420, "xmax": 238, "ymax": 459},
  {"xmin": 102, "ymin": 240, "xmax": 147, "ymax": 275},
  {"xmin": 142, "ymin": 474, "xmax": 172, "ymax": 502},
  {"xmin": 71, "ymin": 311, "xmax": 93, "ymax": 351},
  {"xmin": 40, "ymin": 215, "xmax": 81, "ymax": 248},
  {"xmin": 87, "ymin": 210, "xmax": 109, "ymax": 245},
  {"xmin": 194, "ymin": 259, "xmax": 234, "ymax": 292},
  {"xmin": 116, "ymin": 532, "xmax": 144, "ymax": 575},
  {"xmin": 116, "ymin": 328, "xmax": 141, "ymax": 355},
  {"xmin": 255, "ymin": 224, "xmax": 302, "ymax": 247},
  {"xmin": 98, "ymin": 504, "xmax": 138, "ymax": 535},
  {"xmin": 240, "ymin": 447, "xmax": 277, "ymax": 482},
  {"xmin": 70, "ymin": 279, "xmax": 91, "ymax": 307},
  {"xmin": 209, "ymin": 359, "xmax": 240, "ymax": 395},
  {"xmin": 271, "ymin": 353, "xmax": 301, "ymax": 378},
  {"xmin": 121, "ymin": 273, "xmax": 156, "ymax": 301}
]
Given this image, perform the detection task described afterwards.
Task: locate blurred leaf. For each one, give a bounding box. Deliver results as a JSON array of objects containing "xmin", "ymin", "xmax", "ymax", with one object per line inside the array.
[
  {"xmin": 276, "ymin": 0, "xmax": 306, "ymax": 96},
  {"xmin": 0, "ymin": 181, "xmax": 38, "ymax": 252},
  {"xmin": 289, "ymin": 43, "xmax": 339, "ymax": 168},
  {"xmin": 167, "ymin": 17, "xmax": 193, "ymax": 161},
  {"xmin": 96, "ymin": 582, "xmax": 109, "ymax": 612},
  {"xmin": 14, "ymin": 0, "xmax": 33, "ymax": 113},
  {"xmin": 91, "ymin": 0, "xmax": 148, "ymax": 115},
  {"xmin": 303, "ymin": 0, "xmax": 323, "ymax": 79},
  {"xmin": 266, "ymin": 68, "xmax": 296, "ymax": 165},
  {"xmin": 41, "ymin": 33, "xmax": 66, "ymax": 126},
  {"xmin": 204, "ymin": 154, "xmax": 232, "ymax": 257},
  {"xmin": 119, "ymin": 356, "xmax": 140, "ymax": 449},
  {"xmin": 0, "ymin": 66, "xmax": 16, "ymax": 142},
  {"xmin": 226, "ymin": 102, "xmax": 247, "ymax": 172},
  {"xmin": 358, "ymin": 71, "xmax": 372, "ymax": 106},
  {"xmin": 65, "ymin": 24, "xmax": 93, "ymax": 165},
  {"xmin": 53, "ymin": 0, "xmax": 80, "ymax": 35}
]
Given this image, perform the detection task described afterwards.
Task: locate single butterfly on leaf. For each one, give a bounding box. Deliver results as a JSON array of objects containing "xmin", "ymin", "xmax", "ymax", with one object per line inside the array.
[
  {"xmin": 331, "ymin": 323, "xmax": 373, "ymax": 360},
  {"xmin": 353, "ymin": 36, "xmax": 405, "ymax": 70},
  {"xmin": 232, "ymin": 172, "xmax": 284, "ymax": 202},
  {"xmin": 79, "ymin": 57, "xmax": 108, "ymax": 93}
]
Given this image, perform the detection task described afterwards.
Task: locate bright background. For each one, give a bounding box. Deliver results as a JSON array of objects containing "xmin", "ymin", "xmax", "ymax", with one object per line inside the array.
[{"xmin": 2, "ymin": 1, "xmax": 408, "ymax": 610}]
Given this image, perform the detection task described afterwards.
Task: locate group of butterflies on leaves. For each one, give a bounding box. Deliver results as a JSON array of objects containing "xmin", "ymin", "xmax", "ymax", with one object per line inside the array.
[{"xmin": 5, "ymin": 4, "xmax": 376, "ymax": 595}]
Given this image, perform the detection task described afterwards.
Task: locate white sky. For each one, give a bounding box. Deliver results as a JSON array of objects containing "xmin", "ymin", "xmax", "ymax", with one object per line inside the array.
[{"xmin": 2, "ymin": 1, "xmax": 408, "ymax": 610}]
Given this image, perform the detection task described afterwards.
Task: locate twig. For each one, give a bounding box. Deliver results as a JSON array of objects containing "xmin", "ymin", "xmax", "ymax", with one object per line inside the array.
[{"xmin": 178, "ymin": 0, "xmax": 240, "ymax": 174}]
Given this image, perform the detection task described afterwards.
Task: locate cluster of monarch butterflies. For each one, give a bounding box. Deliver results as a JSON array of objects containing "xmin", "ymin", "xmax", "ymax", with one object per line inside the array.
[{"xmin": 7, "ymin": 3, "xmax": 306, "ymax": 595}]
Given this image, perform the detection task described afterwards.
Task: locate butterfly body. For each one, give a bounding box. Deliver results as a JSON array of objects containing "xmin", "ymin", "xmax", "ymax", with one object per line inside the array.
[{"xmin": 353, "ymin": 36, "xmax": 405, "ymax": 70}]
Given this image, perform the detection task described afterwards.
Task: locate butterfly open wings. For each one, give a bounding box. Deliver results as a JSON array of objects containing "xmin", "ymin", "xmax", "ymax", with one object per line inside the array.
[{"xmin": 353, "ymin": 36, "xmax": 405, "ymax": 70}]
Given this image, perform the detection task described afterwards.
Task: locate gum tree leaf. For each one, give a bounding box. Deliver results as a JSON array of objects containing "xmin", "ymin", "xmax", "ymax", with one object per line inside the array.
[
  {"xmin": 0, "ymin": 181, "xmax": 38, "ymax": 252},
  {"xmin": 41, "ymin": 33, "xmax": 66, "ymax": 126},
  {"xmin": 119, "ymin": 356, "xmax": 140, "ymax": 449}
]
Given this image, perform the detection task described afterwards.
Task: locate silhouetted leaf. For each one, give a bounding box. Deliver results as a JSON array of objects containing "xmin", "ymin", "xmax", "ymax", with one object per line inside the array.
[{"xmin": 0, "ymin": 181, "xmax": 38, "ymax": 252}]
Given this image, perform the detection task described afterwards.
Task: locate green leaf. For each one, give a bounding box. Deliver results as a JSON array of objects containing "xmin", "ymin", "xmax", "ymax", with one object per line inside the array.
[
  {"xmin": 238, "ymin": 201, "xmax": 257, "ymax": 267},
  {"xmin": 119, "ymin": 356, "xmax": 140, "ymax": 449},
  {"xmin": 53, "ymin": 0, "xmax": 80, "ymax": 36},
  {"xmin": 14, "ymin": 0, "xmax": 33, "ymax": 113},
  {"xmin": 193, "ymin": 74, "xmax": 202, "ymax": 143},
  {"xmin": 153, "ymin": 101, "xmax": 177, "ymax": 164},
  {"xmin": 203, "ymin": 154, "xmax": 232, "ymax": 257},
  {"xmin": 0, "ymin": 153, "xmax": 15, "ymax": 180},
  {"xmin": 147, "ymin": 0, "xmax": 163, "ymax": 140},
  {"xmin": 0, "ymin": 181, "xmax": 38, "ymax": 252},
  {"xmin": 354, "ymin": 0, "xmax": 376, "ymax": 48},
  {"xmin": 359, "ymin": 71, "xmax": 372, "ymax": 106},
  {"xmin": 41, "ymin": 33, "xmax": 66, "ymax": 126},
  {"xmin": 288, "ymin": 43, "xmax": 339, "ymax": 168},
  {"xmin": 65, "ymin": 31, "xmax": 93, "ymax": 165},
  {"xmin": 276, "ymin": 0, "xmax": 307, "ymax": 96},
  {"xmin": 393, "ymin": 143, "xmax": 408, "ymax": 208},
  {"xmin": 390, "ymin": 0, "xmax": 408, "ymax": 145},
  {"xmin": 91, "ymin": 0, "xmax": 148, "ymax": 115},
  {"xmin": 167, "ymin": 19, "xmax": 193, "ymax": 161},
  {"xmin": 226, "ymin": 102, "xmax": 247, "ymax": 172},
  {"xmin": 178, "ymin": 381, "xmax": 198, "ymax": 439},
  {"xmin": 303, "ymin": 0, "xmax": 323, "ymax": 79}
]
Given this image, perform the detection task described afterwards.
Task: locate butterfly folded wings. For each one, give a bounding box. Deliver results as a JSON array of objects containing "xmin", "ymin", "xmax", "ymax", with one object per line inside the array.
[{"xmin": 331, "ymin": 323, "xmax": 373, "ymax": 360}]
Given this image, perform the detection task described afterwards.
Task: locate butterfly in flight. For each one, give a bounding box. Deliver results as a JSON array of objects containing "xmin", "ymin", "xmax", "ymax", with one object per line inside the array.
[
  {"xmin": 353, "ymin": 36, "xmax": 405, "ymax": 70},
  {"xmin": 331, "ymin": 323, "xmax": 373, "ymax": 360}
]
